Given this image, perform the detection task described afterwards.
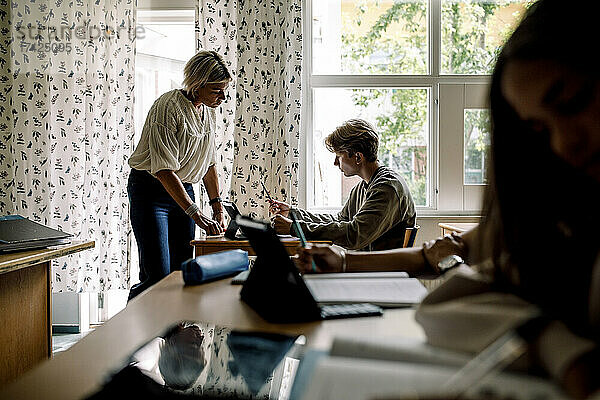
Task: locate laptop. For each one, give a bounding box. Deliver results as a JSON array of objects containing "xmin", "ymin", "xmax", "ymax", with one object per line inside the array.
[
  {"xmin": 237, "ymin": 215, "xmax": 382, "ymax": 323},
  {"xmin": 0, "ymin": 215, "xmax": 72, "ymax": 252},
  {"xmin": 222, "ymin": 200, "xmax": 247, "ymax": 240}
]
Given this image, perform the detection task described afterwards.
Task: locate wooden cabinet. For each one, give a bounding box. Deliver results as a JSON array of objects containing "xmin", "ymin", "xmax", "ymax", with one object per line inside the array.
[{"xmin": 0, "ymin": 241, "xmax": 94, "ymax": 386}]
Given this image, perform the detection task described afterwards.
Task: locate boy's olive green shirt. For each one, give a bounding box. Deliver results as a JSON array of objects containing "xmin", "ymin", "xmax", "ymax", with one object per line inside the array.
[{"xmin": 295, "ymin": 166, "xmax": 416, "ymax": 251}]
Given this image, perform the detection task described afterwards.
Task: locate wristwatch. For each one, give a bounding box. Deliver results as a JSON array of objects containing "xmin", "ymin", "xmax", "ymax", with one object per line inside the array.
[{"xmin": 437, "ymin": 254, "xmax": 464, "ymax": 274}]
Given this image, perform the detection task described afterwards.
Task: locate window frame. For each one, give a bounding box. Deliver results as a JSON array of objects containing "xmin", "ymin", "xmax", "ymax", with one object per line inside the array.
[{"xmin": 302, "ymin": 0, "xmax": 494, "ymax": 215}]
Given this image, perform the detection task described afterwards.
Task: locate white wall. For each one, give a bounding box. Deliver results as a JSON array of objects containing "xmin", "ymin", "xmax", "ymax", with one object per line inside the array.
[
  {"xmin": 415, "ymin": 215, "xmax": 480, "ymax": 244},
  {"xmin": 52, "ymin": 293, "xmax": 90, "ymax": 333}
]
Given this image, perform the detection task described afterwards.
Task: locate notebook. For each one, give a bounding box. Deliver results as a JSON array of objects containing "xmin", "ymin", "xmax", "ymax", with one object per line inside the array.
[{"xmin": 0, "ymin": 215, "xmax": 72, "ymax": 252}]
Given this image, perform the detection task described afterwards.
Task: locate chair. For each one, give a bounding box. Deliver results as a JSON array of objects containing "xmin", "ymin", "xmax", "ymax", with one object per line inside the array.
[{"xmin": 402, "ymin": 225, "xmax": 420, "ymax": 248}]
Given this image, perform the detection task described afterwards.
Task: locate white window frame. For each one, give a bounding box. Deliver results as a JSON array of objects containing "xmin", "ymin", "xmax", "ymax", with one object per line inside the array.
[{"xmin": 302, "ymin": 0, "xmax": 492, "ymax": 216}]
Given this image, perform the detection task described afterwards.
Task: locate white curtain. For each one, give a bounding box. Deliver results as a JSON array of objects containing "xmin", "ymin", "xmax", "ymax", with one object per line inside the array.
[
  {"xmin": 196, "ymin": 0, "xmax": 302, "ymax": 219},
  {"xmin": 0, "ymin": 0, "xmax": 136, "ymax": 292}
]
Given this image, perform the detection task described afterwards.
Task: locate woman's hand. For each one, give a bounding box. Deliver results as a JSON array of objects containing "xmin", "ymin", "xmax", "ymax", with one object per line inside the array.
[
  {"xmin": 192, "ymin": 212, "xmax": 224, "ymax": 235},
  {"xmin": 272, "ymin": 214, "xmax": 292, "ymax": 235},
  {"xmin": 268, "ymin": 199, "xmax": 290, "ymax": 217},
  {"xmin": 296, "ymin": 244, "xmax": 344, "ymax": 273},
  {"xmin": 213, "ymin": 210, "xmax": 226, "ymax": 230}
]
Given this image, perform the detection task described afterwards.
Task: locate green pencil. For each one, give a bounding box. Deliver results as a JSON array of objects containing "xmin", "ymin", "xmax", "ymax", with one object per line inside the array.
[{"xmin": 289, "ymin": 210, "xmax": 316, "ymax": 272}]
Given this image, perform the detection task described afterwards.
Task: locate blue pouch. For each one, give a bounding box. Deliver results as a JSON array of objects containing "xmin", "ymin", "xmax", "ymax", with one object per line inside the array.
[{"xmin": 181, "ymin": 249, "xmax": 249, "ymax": 285}]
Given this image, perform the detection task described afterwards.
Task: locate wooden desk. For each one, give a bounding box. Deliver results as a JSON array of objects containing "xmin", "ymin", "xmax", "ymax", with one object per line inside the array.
[
  {"xmin": 191, "ymin": 237, "xmax": 331, "ymax": 257},
  {"xmin": 439, "ymin": 222, "xmax": 478, "ymax": 236},
  {"xmin": 1, "ymin": 271, "xmax": 424, "ymax": 400},
  {"xmin": 0, "ymin": 241, "xmax": 95, "ymax": 386}
]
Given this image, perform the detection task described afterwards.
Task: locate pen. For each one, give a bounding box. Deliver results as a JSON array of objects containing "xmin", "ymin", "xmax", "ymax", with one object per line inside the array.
[
  {"xmin": 260, "ymin": 180, "xmax": 274, "ymax": 203},
  {"xmin": 289, "ymin": 210, "xmax": 316, "ymax": 272}
]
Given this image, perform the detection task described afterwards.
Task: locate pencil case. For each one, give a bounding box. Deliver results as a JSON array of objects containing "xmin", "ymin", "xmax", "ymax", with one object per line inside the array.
[{"xmin": 181, "ymin": 249, "xmax": 249, "ymax": 285}]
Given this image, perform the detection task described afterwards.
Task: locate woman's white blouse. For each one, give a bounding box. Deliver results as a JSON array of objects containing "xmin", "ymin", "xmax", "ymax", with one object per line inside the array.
[{"xmin": 128, "ymin": 89, "xmax": 217, "ymax": 184}]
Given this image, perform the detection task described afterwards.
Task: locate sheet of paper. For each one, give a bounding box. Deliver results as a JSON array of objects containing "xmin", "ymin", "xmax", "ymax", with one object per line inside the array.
[
  {"xmin": 304, "ymin": 277, "xmax": 428, "ymax": 306},
  {"xmin": 304, "ymin": 271, "xmax": 409, "ymax": 280}
]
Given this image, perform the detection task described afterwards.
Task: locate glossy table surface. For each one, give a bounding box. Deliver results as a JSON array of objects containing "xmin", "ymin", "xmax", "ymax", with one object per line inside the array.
[{"xmin": 1, "ymin": 271, "xmax": 424, "ymax": 400}]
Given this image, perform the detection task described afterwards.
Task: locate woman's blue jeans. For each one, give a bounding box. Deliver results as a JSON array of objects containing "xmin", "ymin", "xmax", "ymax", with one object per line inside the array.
[{"xmin": 127, "ymin": 169, "xmax": 195, "ymax": 300}]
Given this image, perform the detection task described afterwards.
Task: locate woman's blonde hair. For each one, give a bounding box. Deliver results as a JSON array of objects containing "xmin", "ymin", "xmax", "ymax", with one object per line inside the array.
[{"xmin": 183, "ymin": 51, "xmax": 231, "ymax": 95}]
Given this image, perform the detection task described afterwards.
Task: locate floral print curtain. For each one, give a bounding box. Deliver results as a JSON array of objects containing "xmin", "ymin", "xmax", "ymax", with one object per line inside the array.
[
  {"xmin": 0, "ymin": 0, "xmax": 135, "ymax": 292},
  {"xmin": 196, "ymin": 0, "xmax": 302, "ymax": 219}
]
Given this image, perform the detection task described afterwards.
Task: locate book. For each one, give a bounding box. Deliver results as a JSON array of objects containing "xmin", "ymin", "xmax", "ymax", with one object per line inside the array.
[{"xmin": 0, "ymin": 215, "xmax": 72, "ymax": 252}]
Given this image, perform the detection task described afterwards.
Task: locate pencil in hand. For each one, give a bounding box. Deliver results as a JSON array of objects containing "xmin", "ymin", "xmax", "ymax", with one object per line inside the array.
[
  {"xmin": 260, "ymin": 180, "xmax": 274, "ymax": 203},
  {"xmin": 289, "ymin": 210, "xmax": 316, "ymax": 272}
]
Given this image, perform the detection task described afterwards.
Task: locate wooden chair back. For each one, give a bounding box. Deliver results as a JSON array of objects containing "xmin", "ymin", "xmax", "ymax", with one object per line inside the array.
[{"xmin": 403, "ymin": 225, "xmax": 420, "ymax": 248}]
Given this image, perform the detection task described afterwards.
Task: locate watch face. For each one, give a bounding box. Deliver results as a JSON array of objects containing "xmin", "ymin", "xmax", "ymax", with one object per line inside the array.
[{"xmin": 438, "ymin": 254, "xmax": 464, "ymax": 273}]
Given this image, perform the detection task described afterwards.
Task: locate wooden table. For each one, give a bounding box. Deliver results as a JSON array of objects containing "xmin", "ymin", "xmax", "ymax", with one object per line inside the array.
[
  {"xmin": 439, "ymin": 222, "xmax": 478, "ymax": 236},
  {"xmin": 0, "ymin": 271, "xmax": 424, "ymax": 400},
  {"xmin": 191, "ymin": 236, "xmax": 331, "ymax": 257},
  {"xmin": 0, "ymin": 241, "xmax": 95, "ymax": 386}
]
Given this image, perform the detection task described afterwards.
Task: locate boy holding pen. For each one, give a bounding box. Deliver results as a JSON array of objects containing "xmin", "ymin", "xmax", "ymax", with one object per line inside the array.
[{"xmin": 268, "ymin": 119, "xmax": 416, "ymax": 252}]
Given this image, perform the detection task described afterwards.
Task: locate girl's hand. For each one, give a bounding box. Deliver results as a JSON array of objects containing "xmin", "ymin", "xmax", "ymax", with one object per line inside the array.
[{"xmin": 296, "ymin": 244, "xmax": 345, "ymax": 273}]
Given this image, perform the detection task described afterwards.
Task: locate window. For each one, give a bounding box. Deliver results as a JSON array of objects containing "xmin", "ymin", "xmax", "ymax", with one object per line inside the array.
[
  {"xmin": 305, "ymin": 0, "xmax": 530, "ymax": 213},
  {"xmin": 464, "ymin": 109, "xmax": 490, "ymax": 185},
  {"xmin": 313, "ymin": 87, "xmax": 429, "ymax": 207},
  {"xmin": 131, "ymin": 9, "xmax": 195, "ymax": 286},
  {"xmin": 135, "ymin": 10, "xmax": 196, "ymax": 142}
]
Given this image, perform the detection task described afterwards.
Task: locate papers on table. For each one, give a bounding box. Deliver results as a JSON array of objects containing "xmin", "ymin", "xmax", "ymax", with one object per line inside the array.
[{"xmin": 303, "ymin": 272, "xmax": 427, "ymax": 307}]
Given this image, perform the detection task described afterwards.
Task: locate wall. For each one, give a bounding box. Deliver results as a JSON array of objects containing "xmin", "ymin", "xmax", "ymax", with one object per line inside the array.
[{"xmin": 415, "ymin": 215, "xmax": 480, "ymax": 244}]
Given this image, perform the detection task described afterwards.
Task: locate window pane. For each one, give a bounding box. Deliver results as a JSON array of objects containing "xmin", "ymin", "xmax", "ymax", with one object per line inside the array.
[
  {"xmin": 312, "ymin": 0, "xmax": 428, "ymax": 75},
  {"xmin": 464, "ymin": 109, "xmax": 490, "ymax": 185},
  {"xmin": 441, "ymin": 0, "xmax": 531, "ymax": 75},
  {"xmin": 135, "ymin": 10, "xmax": 195, "ymax": 141},
  {"xmin": 313, "ymin": 88, "xmax": 429, "ymax": 207}
]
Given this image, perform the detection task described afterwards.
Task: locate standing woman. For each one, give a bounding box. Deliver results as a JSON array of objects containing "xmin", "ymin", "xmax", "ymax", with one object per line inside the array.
[{"xmin": 127, "ymin": 51, "xmax": 231, "ymax": 300}]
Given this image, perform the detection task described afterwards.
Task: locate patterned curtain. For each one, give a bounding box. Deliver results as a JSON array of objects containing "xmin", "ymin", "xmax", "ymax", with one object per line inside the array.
[
  {"xmin": 196, "ymin": 0, "xmax": 302, "ymax": 219},
  {"xmin": 0, "ymin": 0, "xmax": 136, "ymax": 292}
]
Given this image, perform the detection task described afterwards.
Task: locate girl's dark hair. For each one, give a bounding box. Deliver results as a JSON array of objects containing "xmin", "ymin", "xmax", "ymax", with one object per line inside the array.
[{"xmin": 479, "ymin": 0, "xmax": 600, "ymax": 331}]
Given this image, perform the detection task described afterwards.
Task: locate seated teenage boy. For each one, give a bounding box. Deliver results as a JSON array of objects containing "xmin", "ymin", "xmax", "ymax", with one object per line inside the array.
[{"xmin": 270, "ymin": 119, "xmax": 416, "ymax": 251}]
